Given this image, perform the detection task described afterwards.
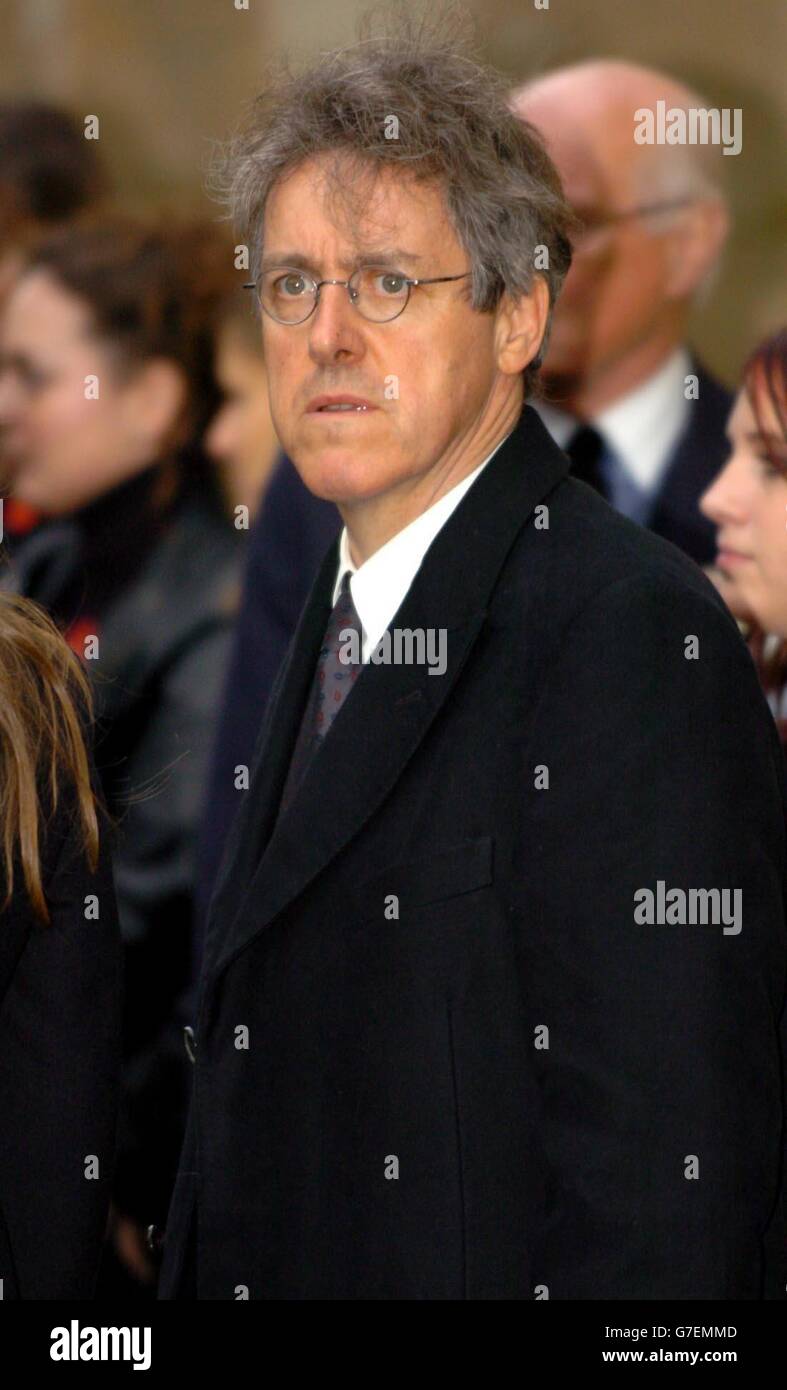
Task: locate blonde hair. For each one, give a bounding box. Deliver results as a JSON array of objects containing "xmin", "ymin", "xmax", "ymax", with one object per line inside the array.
[{"xmin": 0, "ymin": 591, "xmax": 99, "ymax": 923}]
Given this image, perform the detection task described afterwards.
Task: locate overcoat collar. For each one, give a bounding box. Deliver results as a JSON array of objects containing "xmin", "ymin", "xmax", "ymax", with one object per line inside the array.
[{"xmin": 207, "ymin": 404, "xmax": 570, "ymax": 978}]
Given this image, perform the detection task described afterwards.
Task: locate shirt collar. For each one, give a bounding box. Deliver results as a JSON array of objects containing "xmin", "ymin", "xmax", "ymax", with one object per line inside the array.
[
  {"xmin": 534, "ymin": 346, "xmax": 693, "ymax": 493},
  {"xmin": 332, "ymin": 433, "xmax": 510, "ymax": 659}
]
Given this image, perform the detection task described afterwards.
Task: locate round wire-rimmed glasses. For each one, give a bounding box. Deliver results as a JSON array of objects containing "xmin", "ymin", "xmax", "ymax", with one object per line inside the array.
[{"xmin": 243, "ymin": 265, "xmax": 472, "ymax": 325}]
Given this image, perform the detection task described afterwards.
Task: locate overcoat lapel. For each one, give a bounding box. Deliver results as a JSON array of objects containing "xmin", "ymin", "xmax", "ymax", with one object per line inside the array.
[
  {"xmin": 208, "ymin": 406, "xmax": 569, "ymax": 978},
  {"xmin": 200, "ymin": 539, "xmax": 338, "ymax": 970}
]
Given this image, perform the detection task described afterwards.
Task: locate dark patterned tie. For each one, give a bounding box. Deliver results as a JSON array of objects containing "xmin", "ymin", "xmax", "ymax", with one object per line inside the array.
[
  {"xmin": 278, "ymin": 571, "xmax": 363, "ymax": 816},
  {"xmin": 566, "ymin": 423, "xmax": 608, "ymax": 498}
]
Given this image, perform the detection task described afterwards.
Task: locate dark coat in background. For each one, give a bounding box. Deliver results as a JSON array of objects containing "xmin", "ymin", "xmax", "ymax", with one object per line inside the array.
[
  {"xmin": 1, "ymin": 472, "xmax": 242, "ymax": 1228},
  {"xmin": 647, "ymin": 360, "xmax": 732, "ymax": 565},
  {"xmin": 0, "ymin": 752, "xmax": 122, "ymax": 1298},
  {"xmin": 161, "ymin": 406, "xmax": 787, "ymax": 1300}
]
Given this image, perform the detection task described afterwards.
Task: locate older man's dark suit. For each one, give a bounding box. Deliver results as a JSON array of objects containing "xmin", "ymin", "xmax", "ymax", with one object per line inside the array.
[{"xmin": 160, "ymin": 405, "xmax": 787, "ymax": 1300}]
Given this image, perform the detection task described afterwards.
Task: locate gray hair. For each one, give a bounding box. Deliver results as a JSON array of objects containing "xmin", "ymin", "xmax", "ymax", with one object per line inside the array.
[{"xmin": 209, "ymin": 10, "xmax": 574, "ymax": 393}]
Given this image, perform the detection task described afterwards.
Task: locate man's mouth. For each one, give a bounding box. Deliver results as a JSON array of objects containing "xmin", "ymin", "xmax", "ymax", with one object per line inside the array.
[{"xmin": 306, "ymin": 394, "xmax": 378, "ymax": 413}]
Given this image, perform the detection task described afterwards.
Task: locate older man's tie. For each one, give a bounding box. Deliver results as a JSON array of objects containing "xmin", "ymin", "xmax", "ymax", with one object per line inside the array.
[{"xmin": 278, "ymin": 571, "xmax": 363, "ymax": 816}]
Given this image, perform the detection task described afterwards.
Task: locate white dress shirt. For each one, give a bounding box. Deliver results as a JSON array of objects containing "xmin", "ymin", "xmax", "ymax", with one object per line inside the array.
[
  {"xmin": 332, "ymin": 434, "xmax": 511, "ymax": 660},
  {"xmin": 535, "ymin": 346, "xmax": 693, "ymax": 517}
]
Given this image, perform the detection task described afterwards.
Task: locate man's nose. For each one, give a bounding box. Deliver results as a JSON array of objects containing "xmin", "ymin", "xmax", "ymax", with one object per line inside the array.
[{"xmin": 307, "ymin": 283, "xmax": 366, "ymax": 364}]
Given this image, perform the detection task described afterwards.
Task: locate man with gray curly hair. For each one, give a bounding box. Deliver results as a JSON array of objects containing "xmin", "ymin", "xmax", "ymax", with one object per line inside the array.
[{"xmin": 160, "ymin": 20, "xmax": 787, "ymax": 1301}]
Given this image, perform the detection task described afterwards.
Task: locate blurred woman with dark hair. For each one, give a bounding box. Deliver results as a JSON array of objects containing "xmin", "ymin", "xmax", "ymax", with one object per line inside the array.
[
  {"xmin": 0, "ymin": 213, "xmax": 243, "ymax": 1291},
  {"xmin": 0, "ymin": 100, "xmax": 108, "ymax": 309},
  {"xmin": 701, "ymin": 327, "xmax": 787, "ymax": 1301},
  {"xmin": 0, "ymin": 101, "xmax": 109, "ymax": 547},
  {"xmin": 701, "ymin": 329, "xmax": 787, "ymax": 745},
  {"xmin": 0, "ymin": 591, "xmax": 121, "ymax": 1298}
]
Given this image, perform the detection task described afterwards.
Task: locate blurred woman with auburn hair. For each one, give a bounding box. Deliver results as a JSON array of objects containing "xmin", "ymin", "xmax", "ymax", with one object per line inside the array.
[
  {"xmin": 0, "ymin": 589, "xmax": 121, "ymax": 1298},
  {"xmin": 701, "ymin": 329, "xmax": 787, "ymax": 745}
]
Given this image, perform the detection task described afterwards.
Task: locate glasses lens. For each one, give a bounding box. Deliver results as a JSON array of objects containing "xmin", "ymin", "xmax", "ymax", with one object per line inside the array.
[
  {"xmin": 261, "ymin": 269, "xmax": 315, "ymax": 323},
  {"xmin": 353, "ymin": 267, "xmax": 410, "ymax": 321}
]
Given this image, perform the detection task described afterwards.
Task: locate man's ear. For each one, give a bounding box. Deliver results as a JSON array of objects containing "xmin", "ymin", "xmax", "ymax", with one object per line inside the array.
[
  {"xmin": 495, "ymin": 276, "xmax": 551, "ymax": 376},
  {"xmin": 664, "ymin": 198, "xmax": 730, "ymax": 300}
]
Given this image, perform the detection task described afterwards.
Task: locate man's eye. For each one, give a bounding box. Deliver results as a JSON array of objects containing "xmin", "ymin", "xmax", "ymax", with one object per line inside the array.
[
  {"xmin": 375, "ymin": 272, "xmax": 407, "ymax": 295},
  {"xmin": 277, "ymin": 273, "xmax": 308, "ymax": 296}
]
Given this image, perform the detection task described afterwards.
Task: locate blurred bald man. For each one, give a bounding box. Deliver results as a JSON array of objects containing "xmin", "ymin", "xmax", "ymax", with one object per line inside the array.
[{"xmin": 512, "ymin": 61, "xmax": 732, "ymax": 564}]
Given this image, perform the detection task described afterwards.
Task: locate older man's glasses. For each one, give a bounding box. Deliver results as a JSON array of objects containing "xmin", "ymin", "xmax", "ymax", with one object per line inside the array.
[
  {"xmin": 573, "ymin": 197, "xmax": 693, "ymax": 250},
  {"xmin": 244, "ymin": 266, "xmax": 472, "ymax": 325}
]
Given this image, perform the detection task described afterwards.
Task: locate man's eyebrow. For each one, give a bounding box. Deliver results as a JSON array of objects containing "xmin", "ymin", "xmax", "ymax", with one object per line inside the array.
[{"xmin": 260, "ymin": 249, "xmax": 423, "ymax": 273}]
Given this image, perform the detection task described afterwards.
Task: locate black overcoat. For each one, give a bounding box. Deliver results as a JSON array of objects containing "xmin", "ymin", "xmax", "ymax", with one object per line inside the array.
[
  {"xmin": 0, "ymin": 761, "xmax": 122, "ymax": 1298},
  {"xmin": 161, "ymin": 406, "xmax": 787, "ymax": 1300}
]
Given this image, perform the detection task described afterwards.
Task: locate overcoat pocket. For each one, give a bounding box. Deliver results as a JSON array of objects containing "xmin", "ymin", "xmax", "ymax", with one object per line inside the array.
[{"xmin": 349, "ymin": 835, "xmax": 494, "ymax": 923}]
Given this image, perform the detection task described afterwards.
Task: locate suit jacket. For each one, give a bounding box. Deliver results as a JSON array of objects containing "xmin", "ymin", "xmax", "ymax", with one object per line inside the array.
[
  {"xmin": 160, "ymin": 405, "xmax": 787, "ymax": 1300},
  {"xmin": 647, "ymin": 360, "xmax": 732, "ymax": 565},
  {"xmin": 0, "ymin": 752, "xmax": 122, "ymax": 1298}
]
